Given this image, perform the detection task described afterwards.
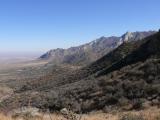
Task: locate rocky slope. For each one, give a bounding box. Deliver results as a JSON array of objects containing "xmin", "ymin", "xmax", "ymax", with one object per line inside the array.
[{"xmin": 39, "ymin": 31, "xmax": 156, "ymax": 65}]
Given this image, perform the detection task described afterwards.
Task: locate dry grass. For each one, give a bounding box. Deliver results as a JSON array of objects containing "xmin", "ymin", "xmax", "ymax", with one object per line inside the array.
[
  {"xmin": 0, "ymin": 113, "xmax": 12, "ymax": 120},
  {"xmin": 0, "ymin": 107, "xmax": 160, "ymax": 120}
]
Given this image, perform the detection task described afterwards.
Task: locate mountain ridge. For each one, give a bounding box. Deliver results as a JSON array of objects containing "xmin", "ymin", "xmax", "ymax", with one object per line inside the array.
[{"xmin": 39, "ymin": 31, "xmax": 156, "ymax": 65}]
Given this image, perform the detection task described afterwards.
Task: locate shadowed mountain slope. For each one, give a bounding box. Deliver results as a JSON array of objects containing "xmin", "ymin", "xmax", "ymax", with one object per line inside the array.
[{"xmin": 97, "ymin": 31, "xmax": 160, "ymax": 77}]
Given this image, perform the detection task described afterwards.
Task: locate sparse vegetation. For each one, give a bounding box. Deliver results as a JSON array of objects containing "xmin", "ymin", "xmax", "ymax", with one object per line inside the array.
[{"xmin": 0, "ymin": 32, "xmax": 160, "ymax": 117}]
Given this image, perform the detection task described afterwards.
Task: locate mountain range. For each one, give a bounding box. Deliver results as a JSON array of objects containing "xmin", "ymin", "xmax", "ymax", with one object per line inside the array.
[{"xmin": 39, "ymin": 31, "xmax": 156, "ymax": 65}]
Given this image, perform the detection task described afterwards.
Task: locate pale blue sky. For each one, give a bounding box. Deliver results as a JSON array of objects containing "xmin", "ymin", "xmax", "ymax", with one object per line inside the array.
[{"xmin": 0, "ymin": 0, "xmax": 160, "ymax": 53}]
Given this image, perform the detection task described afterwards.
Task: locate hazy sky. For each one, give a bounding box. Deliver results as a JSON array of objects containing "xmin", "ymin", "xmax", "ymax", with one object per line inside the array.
[{"xmin": 0, "ymin": 0, "xmax": 160, "ymax": 53}]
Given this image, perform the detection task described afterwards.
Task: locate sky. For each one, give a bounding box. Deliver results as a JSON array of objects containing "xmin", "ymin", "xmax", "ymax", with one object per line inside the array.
[{"xmin": 0, "ymin": 0, "xmax": 160, "ymax": 53}]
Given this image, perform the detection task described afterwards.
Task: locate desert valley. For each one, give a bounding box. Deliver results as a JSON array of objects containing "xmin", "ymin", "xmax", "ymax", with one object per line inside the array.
[
  {"xmin": 0, "ymin": 31, "xmax": 160, "ymax": 120},
  {"xmin": 0, "ymin": 0, "xmax": 160, "ymax": 119}
]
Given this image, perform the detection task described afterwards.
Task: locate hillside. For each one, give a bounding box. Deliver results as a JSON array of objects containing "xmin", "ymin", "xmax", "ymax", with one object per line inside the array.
[
  {"xmin": 97, "ymin": 32, "xmax": 160, "ymax": 76},
  {"xmin": 39, "ymin": 31, "xmax": 155, "ymax": 66},
  {"xmin": 0, "ymin": 31, "xmax": 160, "ymax": 114}
]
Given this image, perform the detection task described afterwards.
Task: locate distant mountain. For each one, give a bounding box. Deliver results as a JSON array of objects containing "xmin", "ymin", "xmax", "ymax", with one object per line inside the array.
[{"xmin": 39, "ymin": 31, "xmax": 156, "ymax": 65}]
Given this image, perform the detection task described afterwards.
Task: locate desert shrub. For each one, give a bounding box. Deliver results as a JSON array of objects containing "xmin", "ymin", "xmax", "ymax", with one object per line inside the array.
[
  {"xmin": 144, "ymin": 84, "xmax": 160, "ymax": 96},
  {"xmin": 146, "ymin": 75, "xmax": 154, "ymax": 83},
  {"xmin": 155, "ymin": 114, "xmax": 160, "ymax": 120},
  {"xmin": 120, "ymin": 113, "xmax": 145, "ymax": 120},
  {"xmin": 123, "ymin": 80, "xmax": 145, "ymax": 99},
  {"xmin": 132, "ymin": 99, "xmax": 143, "ymax": 110},
  {"xmin": 114, "ymin": 85, "xmax": 124, "ymax": 97},
  {"xmin": 103, "ymin": 85, "xmax": 116, "ymax": 94},
  {"xmin": 81, "ymin": 99, "xmax": 95, "ymax": 112},
  {"xmin": 12, "ymin": 110, "xmax": 36, "ymax": 120},
  {"xmin": 98, "ymin": 77, "xmax": 112, "ymax": 87},
  {"xmin": 118, "ymin": 97, "xmax": 129, "ymax": 107},
  {"xmin": 0, "ymin": 102, "xmax": 3, "ymax": 108},
  {"xmin": 103, "ymin": 106, "xmax": 112, "ymax": 113},
  {"xmin": 22, "ymin": 112, "xmax": 34, "ymax": 120},
  {"xmin": 60, "ymin": 108, "xmax": 81, "ymax": 120},
  {"xmin": 98, "ymin": 78, "xmax": 106, "ymax": 87},
  {"xmin": 105, "ymin": 95, "xmax": 119, "ymax": 105}
]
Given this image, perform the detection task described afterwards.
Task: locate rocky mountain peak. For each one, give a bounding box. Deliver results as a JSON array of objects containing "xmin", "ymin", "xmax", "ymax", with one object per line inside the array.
[{"xmin": 122, "ymin": 31, "xmax": 133, "ymax": 42}]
